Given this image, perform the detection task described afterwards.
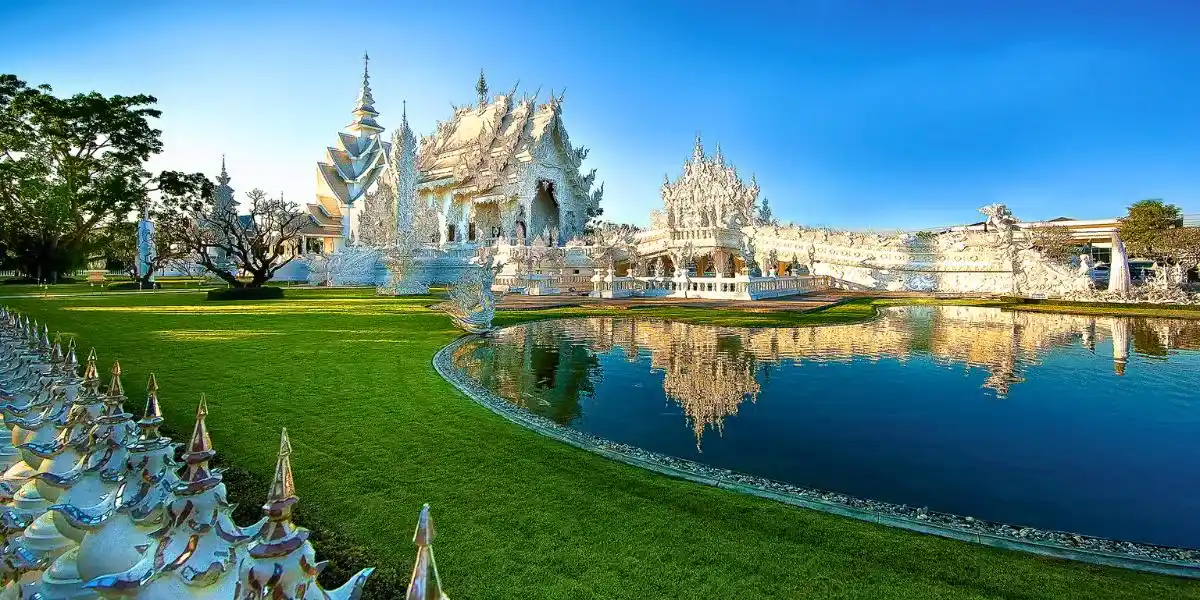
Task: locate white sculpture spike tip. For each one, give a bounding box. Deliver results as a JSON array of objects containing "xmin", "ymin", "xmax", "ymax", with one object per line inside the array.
[
  {"xmin": 267, "ymin": 427, "xmax": 296, "ymax": 505},
  {"xmin": 82, "ymin": 348, "xmax": 99, "ymax": 383},
  {"xmin": 62, "ymin": 341, "xmax": 78, "ymax": 378},
  {"xmin": 107, "ymin": 359, "xmax": 124, "ymax": 400},
  {"xmin": 178, "ymin": 394, "xmax": 221, "ymax": 492},
  {"xmin": 188, "ymin": 394, "xmax": 212, "ymax": 454},
  {"xmin": 143, "ymin": 374, "xmax": 163, "ymax": 422},
  {"xmin": 406, "ymin": 503, "xmax": 447, "ymax": 600},
  {"xmin": 49, "ymin": 337, "xmax": 63, "ymax": 366}
]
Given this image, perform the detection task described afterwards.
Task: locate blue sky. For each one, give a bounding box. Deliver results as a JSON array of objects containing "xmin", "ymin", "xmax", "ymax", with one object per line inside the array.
[{"xmin": 3, "ymin": 0, "xmax": 1198, "ymax": 229}]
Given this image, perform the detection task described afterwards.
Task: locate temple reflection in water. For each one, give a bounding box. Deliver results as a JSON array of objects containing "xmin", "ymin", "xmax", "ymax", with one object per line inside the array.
[{"xmin": 451, "ymin": 306, "xmax": 1200, "ymax": 448}]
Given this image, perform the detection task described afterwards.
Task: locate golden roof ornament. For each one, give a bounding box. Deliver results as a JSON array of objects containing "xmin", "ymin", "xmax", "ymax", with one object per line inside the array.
[{"xmin": 406, "ymin": 503, "xmax": 448, "ymax": 600}]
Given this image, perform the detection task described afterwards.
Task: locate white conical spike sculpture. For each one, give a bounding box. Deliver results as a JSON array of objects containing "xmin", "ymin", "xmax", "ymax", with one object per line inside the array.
[
  {"xmin": 406, "ymin": 504, "xmax": 449, "ymax": 600},
  {"xmin": 85, "ymin": 396, "xmax": 265, "ymax": 600},
  {"xmin": 70, "ymin": 373, "xmax": 180, "ymax": 585},
  {"xmin": 235, "ymin": 428, "xmax": 374, "ymax": 599}
]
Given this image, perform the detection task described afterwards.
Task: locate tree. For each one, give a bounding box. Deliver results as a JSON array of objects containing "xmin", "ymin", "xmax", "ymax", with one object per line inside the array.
[
  {"xmin": 1157, "ymin": 227, "xmax": 1200, "ymax": 272},
  {"xmin": 175, "ymin": 188, "xmax": 305, "ymax": 288},
  {"xmin": 0, "ymin": 74, "xmax": 208, "ymax": 280},
  {"xmin": 1118, "ymin": 199, "xmax": 1183, "ymax": 260},
  {"xmin": 756, "ymin": 198, "xmax": 778, "ymax": 226},
  {"xmin": 1024, "ymin": 224, "xmax": 1077, "ymax": 264}
]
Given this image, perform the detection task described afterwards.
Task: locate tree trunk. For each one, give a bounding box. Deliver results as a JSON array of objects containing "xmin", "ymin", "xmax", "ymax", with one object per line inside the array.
[{"xmin": 246, "ymin": 269, "xmax": 268, "ymax": 288}]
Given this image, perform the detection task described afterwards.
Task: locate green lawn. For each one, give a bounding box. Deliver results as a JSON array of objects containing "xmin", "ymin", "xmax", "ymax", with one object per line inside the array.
[{"xmin": 4, "ymin": 289, "xmax": 1198, "ymax": 599}]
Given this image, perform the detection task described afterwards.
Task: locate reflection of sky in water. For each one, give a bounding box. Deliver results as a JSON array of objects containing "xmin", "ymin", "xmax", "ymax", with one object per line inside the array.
[{"xmin": 452, "ymin": 306, "xmax": 1200, "ymax": 548}]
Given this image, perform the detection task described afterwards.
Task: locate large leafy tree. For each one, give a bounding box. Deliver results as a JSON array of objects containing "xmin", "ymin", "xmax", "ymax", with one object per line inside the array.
[
  {"xmin": 1118, "ymin": 199, "xmax": 1183, "ymax": 260},
  {"xmin": 0, "ymin": 74, "xmax": 207, "ymax": 279}
]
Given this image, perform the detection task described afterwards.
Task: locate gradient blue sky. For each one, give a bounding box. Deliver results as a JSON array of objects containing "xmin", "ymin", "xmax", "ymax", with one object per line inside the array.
[{"xmin": 3, "ymin": 0, "xmax": 1198, "ymax": 229}]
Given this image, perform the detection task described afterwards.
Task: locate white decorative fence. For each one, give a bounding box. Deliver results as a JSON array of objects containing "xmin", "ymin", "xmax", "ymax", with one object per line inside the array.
[{"xmin": 592, "ymin": 274, "xmax": 832, "ymax": 300}]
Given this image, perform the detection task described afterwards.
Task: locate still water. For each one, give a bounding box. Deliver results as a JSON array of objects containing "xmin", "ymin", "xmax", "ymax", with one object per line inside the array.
[{"xmin": 450, "ymin": 306, "xmax": 1200, "ymax": 548}]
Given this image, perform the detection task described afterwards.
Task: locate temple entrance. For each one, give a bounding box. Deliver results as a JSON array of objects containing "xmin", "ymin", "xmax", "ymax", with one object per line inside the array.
[
  {"xmin": 473, "ymin": 202, "xmax": 501, "ymax": 242},
  {"xmin": 446, "ymin": 224, "xmax": 456, "ymax": 243},
  {"xmin": 531, "ymin": 181, "xmax": 560, "ymax": 243},
  {"xmin": 468, "ymin": 222, "xmax": 476, "ymax": 241}
]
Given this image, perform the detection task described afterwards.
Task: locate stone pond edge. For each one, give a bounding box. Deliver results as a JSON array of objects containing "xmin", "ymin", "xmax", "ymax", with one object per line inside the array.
[{"xmin": 433, "ymin": 331, "xmax": 1200, "ymax": 579}]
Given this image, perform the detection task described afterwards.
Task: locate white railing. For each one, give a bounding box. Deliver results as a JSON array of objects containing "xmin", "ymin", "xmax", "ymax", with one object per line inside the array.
[
  {"xmin": 494, "ymin": 272, "xmax": 594, "ymax": 293},
  {"xmin": 592, "ymin": 274, "xmax": 832, "ymax": 300}
]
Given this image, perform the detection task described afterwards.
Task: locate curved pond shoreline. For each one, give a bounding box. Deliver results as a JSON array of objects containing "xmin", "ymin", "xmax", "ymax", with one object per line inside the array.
[{"xmin": 434, "ymin": 327, "xmax": 1200, "ymax": 578}]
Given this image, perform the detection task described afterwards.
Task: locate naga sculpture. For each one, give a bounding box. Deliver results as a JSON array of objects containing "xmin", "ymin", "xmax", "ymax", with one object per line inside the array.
[{"xmin": 439, "ymin": 252, "xmax": 506, "ymax": 334}]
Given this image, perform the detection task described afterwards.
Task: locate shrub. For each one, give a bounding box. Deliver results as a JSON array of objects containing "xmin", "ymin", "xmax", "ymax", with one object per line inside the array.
[
  {"xmin": 206, "ymin": 286, "xmax": 285, "ymax": 301},
  {"xmin": 106, "ymin": 282, "xmax": 160, "ymax": 291}
]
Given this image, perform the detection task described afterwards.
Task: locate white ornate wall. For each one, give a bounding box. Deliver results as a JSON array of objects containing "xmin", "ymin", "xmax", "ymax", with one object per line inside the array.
[{"xmin": 748, "ymin": 223, "xmax": 1093, "ymax": 296}]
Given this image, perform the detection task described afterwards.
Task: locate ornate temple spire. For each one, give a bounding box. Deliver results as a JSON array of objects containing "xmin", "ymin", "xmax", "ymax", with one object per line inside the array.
[
  {"xmin": 392, "ymin": 98, "xmax": 419, "ymax": 239},
  {"xmin": 405, "ymin": 504, "xmax": 448, "ymax": 600},
  {"xmin": 349, "ymin": 51, "xmax": 383, "ymax": 134},
  {"xmin": 714, "ymin": 142, "xmax": 725, "ymax": 165},
  {"xmin": 692, "ymin": 132, "xmax": 704, "ymax": 161},
  {"xmin": 212, "ymin": 155, "xmax": 235, "ymax": 217}
]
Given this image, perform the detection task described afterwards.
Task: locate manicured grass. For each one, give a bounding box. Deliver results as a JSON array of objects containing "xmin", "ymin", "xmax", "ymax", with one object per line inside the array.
[
  {"xmin": 1007, "ymin": 303, "xmax": 1200, "ymax": 320},
  {"xmin": 494, "ymin": 299, "xmax": 882, "ymax": 328},
  {"xmin": 4, "ymin": 289, "xmax": 1199, "ymax": 599}
]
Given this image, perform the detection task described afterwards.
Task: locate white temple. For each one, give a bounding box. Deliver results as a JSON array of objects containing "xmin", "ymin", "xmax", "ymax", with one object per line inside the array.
[
  {"xmin": 295, "ymin": 54, "xmax": 1104, "ymax": 301},
  {"xmin": 306, "ymin": 59, "xmax": 603, "ymax": 257}
]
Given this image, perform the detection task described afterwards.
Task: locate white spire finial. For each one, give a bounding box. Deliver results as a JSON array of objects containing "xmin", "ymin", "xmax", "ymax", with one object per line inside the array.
[{"xmin": 349, "ymin": 52, "xmax": 382, "ymax": 134}]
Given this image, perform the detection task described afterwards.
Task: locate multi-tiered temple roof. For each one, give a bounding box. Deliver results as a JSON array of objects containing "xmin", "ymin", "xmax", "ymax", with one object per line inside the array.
[
  {"xmin": 417, "ymin": 87, "xmax": 596, "ymax": 204},
  {"xmin": 315, "ymin": 53, "xmax": 391, "ymax": 211}
]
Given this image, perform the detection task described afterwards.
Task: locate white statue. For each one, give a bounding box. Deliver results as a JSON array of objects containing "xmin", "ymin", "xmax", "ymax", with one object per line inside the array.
[
  {"xmin": 979, "ymin": 203, "xmax": 1017, "ymax": 235},
  {"xmin": 1077, "ymin": 253, "xmax": 1095, "ymax": 276},
  {"xmin": 439, "ymin": 252, "xmax": 505, "ymax": 334},
  {"xmin": 1108, "ymin": 233, "xmax": 1132, "ymax": 295}
]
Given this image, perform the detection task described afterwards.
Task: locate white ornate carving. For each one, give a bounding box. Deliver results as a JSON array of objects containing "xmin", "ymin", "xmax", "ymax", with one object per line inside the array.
[
  {"xmin": 439, "ymin": 252, "xmax": 505, "ymax": 333},
  {"xmin": 661, "ymin": 135, "xmax": 759, "ymax": 231}
]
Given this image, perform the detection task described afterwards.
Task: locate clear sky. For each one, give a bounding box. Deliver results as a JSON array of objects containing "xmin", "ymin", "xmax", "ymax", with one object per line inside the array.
[{"xmin": 3, "ymin": 0, "xmax": 1198, "ymax": 229}]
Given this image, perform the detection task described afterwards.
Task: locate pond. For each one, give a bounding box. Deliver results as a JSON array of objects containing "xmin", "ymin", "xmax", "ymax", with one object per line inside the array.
[{"xmin": 449, "ymin": 306, "xmax": 1200, "ymax": 549}]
